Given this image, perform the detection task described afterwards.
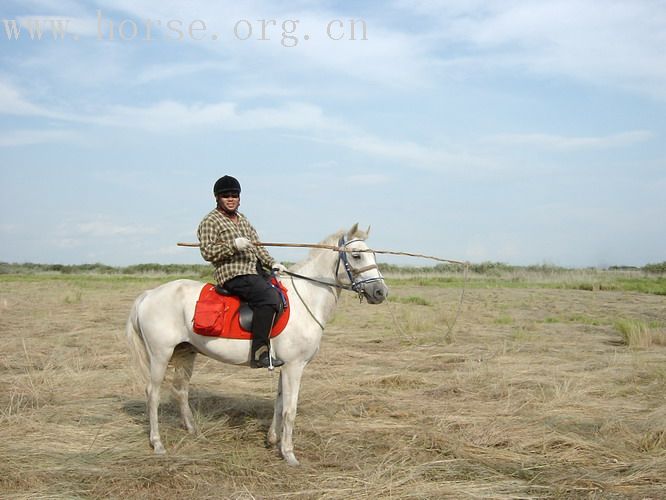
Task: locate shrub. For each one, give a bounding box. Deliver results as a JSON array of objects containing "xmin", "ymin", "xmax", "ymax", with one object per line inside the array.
[
  {"xmin": 469, "ymin": 261, "xmax": 514, "ymax": 275},
  {"xmin": 643, "ymin": 262, "xmax": 666, "ymax": 274},
  {"xmin": 615, "ymin": 319, "xmax": 652, "ymax": 348}
]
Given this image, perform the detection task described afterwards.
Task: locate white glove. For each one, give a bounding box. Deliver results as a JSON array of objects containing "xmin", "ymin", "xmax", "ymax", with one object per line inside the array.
[
  {"xmin": 233, "ymin": 237, "xmax": 253, "ymax": 251},
  {"xmin": 272, "ymin": 262, "xmax": 287, "ymax": 274}
]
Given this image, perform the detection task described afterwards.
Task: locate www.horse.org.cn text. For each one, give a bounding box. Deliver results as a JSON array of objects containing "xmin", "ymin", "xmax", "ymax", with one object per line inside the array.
[{"xmin": 2, "ymin": 11, "xmax": 368, "ymax": 48}]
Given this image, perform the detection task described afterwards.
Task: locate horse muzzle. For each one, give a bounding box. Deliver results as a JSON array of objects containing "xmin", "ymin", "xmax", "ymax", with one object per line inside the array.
[{"xmin": 362, "ymin": 280, "xmax": 389, "ymax": 304}]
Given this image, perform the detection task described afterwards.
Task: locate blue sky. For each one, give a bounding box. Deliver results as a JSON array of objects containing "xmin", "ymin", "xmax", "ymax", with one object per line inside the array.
[{"xmin": 1, "ymin": 0, "xmax": 665, "ymax": 267}]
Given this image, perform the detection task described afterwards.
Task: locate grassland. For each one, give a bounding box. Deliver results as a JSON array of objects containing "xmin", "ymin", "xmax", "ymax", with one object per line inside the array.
[{"xmin": 1, "ymin": 266, "xmax": 665, "ymax": 498}]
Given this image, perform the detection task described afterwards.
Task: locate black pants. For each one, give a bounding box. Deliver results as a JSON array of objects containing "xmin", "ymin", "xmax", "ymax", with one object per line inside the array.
[{"xmin": 223, "ymin": 274, "xmax": 281, "ymax": 359}]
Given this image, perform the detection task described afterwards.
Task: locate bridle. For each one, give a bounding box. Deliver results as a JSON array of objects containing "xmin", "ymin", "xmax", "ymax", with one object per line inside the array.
[
  {"xmin": 283, "ymin": 236, "xmax": 384, "ymax": 297},
  {"xmin": 282, "ymin": 236, "xmax": 385, "ymax": 329},
  {"xmin": 334, "ymin": 236, "xmax": 385, "ymax": 297}
]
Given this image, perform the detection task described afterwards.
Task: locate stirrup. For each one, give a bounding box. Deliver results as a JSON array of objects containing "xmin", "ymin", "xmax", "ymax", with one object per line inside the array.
[{"xmin": 251, "ymin": 351, "xmax": 285, "ymax": 369}]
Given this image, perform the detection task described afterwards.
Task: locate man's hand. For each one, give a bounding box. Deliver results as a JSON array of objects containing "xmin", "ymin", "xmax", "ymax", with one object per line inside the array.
[
  {"xmin": 234, "ymin": 237, "xmax": 253, "ymax": 251},
  {"xmin": 272, "ymin": 262, "xmax": 287, "ymax": 274}
]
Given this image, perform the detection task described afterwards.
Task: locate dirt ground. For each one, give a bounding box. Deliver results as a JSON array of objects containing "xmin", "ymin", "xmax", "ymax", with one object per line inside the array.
[{"xmin": 1, "ymin": 275, "xmax": 665, "ymax": 499}]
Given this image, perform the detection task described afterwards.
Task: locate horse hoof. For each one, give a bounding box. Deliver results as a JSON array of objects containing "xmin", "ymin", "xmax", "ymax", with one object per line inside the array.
[
  {"xmin": 152, "ymin": 443, "xmax": 166, "ymax": 455},
  {"xmin": 283, "ymin": 453, "xmax": 300, "ymax": 467}
]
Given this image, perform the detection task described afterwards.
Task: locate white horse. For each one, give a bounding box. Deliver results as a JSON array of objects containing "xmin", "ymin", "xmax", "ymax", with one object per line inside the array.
[{"xmin": 125, "ymin": 223, "xmax": 388, "ymax": 466}]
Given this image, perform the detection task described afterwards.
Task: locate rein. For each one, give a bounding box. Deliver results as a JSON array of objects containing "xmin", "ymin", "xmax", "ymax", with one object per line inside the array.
[
  {"xmin": 282, "ymin": 270, "xmax": 349, "ymax": 291},
  {"xmin": 288, "ymin": 274, "xmax": 326, "ymax": 331}
]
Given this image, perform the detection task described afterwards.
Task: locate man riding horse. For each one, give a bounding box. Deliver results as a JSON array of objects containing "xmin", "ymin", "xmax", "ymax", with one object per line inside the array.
[{"xmin": 197, "ymin": 175, "xmax": 287, "ymax": 368}]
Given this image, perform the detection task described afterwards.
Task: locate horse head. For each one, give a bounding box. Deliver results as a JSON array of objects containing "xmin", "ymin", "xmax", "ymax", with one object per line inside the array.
[{"xmin": 336, "ymin": 223, "xmax": 389, "ymax": 304}]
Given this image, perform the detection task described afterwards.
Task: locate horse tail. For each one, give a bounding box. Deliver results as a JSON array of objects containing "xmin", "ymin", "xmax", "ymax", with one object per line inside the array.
[{"xmin": 125, "ymin": 291, "xmax": 151, "ymax": 384}]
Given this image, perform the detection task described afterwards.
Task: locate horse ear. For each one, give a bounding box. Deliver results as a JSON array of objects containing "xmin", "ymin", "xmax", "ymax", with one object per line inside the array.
[
  {"xmin": 347, "ymin": 223, "xmax": 359, "ymax": 239},
  {"xmin": 366, "ymin": 225, "xmax": 371, "ymax": 236}
]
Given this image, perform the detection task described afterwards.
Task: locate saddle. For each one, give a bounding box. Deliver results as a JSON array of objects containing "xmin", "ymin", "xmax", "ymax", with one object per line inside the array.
[{"xmin": 192, "ymin": 278, "xmax": 290, "ymax": 339}]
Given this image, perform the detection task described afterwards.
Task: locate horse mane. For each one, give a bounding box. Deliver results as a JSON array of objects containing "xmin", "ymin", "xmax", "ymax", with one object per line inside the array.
[{"xmin": 291, "ymin": 224, "xmax": 369, "ymax": 272}]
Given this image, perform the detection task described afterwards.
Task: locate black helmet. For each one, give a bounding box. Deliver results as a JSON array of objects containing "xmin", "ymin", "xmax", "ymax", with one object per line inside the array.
[{"xmin": 213, "ymin": 175, "xmax": 241, "ymax": 195}]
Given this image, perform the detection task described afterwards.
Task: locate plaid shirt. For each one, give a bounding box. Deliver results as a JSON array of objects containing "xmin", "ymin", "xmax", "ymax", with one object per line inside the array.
[{"xmin": 197, "ymin": 209, "xmax": 275, "ymax": 285}]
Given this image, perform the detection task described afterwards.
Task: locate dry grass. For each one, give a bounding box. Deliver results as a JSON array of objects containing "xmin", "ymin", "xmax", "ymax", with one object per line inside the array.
[
  {"xmin": 1, "ymin": 275, "xmax": 666, "ymax": 499},
  {"xmin": 615, "ymin": 318, "xmax": 666, "ymax": 348}
]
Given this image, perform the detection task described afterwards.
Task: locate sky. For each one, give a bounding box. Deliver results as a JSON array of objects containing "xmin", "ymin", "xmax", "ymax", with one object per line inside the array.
[{"xmin": 1, "ymin": 0, "xmax": 665, "ymax": 268}]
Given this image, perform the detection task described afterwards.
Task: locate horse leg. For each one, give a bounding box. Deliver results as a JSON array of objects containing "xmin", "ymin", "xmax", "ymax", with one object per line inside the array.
[
  {"xmin": 267, "ymin": 371, "xmax": 284, "ymax": 446},
  {"xmin": 171, "ymin": 344, "xmax": 197, "ymax": 434},
  {"xmin": 279, "ymin": 362, "xmax": 306, "ymax": 466},
  {"xmin": 147, "ymin": 350, "xmax": 172, "ymax": 455}
]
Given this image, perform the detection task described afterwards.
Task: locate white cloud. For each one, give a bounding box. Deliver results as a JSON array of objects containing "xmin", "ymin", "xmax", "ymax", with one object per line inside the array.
[
  {"xmin": 227, "ymin": 82, "xmax": 315, "ymax": 100},
  {"xmin": 332, "ymin": 133, "xmax": 493, "ymax": 174},
  {"xmin": 44, "ymin": 217, "xmax": 159, "ymax": 251},
  {"xmin": 346, "ymin": 174, "xmax": 391, "ymax": 186},
  {"xmin": 152, "ymin": 244, "xmax": 184, "ymax": 256},
  {"xmin": 395, "ymin": 0, "xmax": 666, "ymax": 100},
  {"xmin": 134, "ymin": 61, "xmax": 232, "ymax": 84},
  {"xmin": 0, "ymin": 224, "xmax": 19, "ymax": 234},
  {"xmin": 73, "ymin": 219, "xmax": 158, "ymax": 237},
  {"xmin": 12, "ymin": 0, "xmax": 86, "ymax": 12},
  {"xmin": 92, "ymin": 100, "xmax": 236, "ymax": 131},
  {"xmin": 53, "ymin": 238, "xmax": 81, "ymax": 249},
  {"xmin": 485, "ymin": 130, "xmax": 655, "ymax": 151},
  {"xmin": 0, "ymin": 79, "xmax": 492, "ymax": 173},
  {"xmin": 0, "ymin": 80, "xmax": 51, "ymax": 117},
  {"xmin": 49, "ymin": 216, "xmax": 159, "ymax": 244},
  {"xmin": 0, "ymin": 128, "xmax": 80, "ymax": 147},
  {"xmin": 0, "ymin": 80, "xmax": 339, "ymax": 133},
  {"xmin": 288, "ymin": 14, "xmax": 431, "ymax": 89},
  {"xmin": 89, "ymin": 100, "xmax": 341, "ymax": 133},
  {"xmin": 92, "ymin": 0, "xmax": 433, "ymax": 89}
]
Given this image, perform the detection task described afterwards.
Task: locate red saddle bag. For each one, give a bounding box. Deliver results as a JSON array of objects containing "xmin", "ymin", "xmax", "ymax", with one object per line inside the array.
[{"xmin": 192, "ymin": 280, "xmax": 290, "ymax": 340}]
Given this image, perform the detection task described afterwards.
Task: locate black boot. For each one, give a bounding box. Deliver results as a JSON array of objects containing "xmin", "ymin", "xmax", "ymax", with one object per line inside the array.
[
  {"xmin": 250, "ymin": 306, "xmax": 284, "ymax": 369},
  {"xmin": 252, "ymin": 349, "xmax": 285, "ymax": 369}
]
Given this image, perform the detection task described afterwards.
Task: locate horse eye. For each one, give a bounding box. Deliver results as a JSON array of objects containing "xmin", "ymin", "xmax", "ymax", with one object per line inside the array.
[{"xmin": 351, "ymin": 253, "xmax": 361, "ymax": 259}]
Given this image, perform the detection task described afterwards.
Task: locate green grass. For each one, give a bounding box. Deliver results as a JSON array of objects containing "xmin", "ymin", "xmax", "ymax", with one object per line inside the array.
[
  {"xmin": 540, "ymin": 314, "xmax": 606, "ymax": 326},
  {"xmin": 566, "ymin": 314, "xmax": 605, "ymax": 326},
  {"xmin": 0, "ymin": 274, "xmax": 198, "ymax": 285},
  {"xmin": 388, "ymin": 295, "xmax": 432, "ymax": 306},
  {"xmin": 63, "ymin": 290, "xmax": 82, "ymax": 304},
  {"xmin": 2, "ymin": 262, "xmax": 665, "ymax": 295},
  {"xmin": 0, "ymin": 262, "xmax": 212, "ymax": 276},
  {"xmin": 386, "ymin": 274, "xmax": 666, "ymax": 296},
  {"xmin": 4, "ymin": 273, "xmax": 664, "ymax": 296},
  {"xmin": 614, "ymin": 277, "xmax": 666, "ymax": 295},
  {"xmin": 495, "ymin": 314, "xmax": 514, "ymax": 325}
]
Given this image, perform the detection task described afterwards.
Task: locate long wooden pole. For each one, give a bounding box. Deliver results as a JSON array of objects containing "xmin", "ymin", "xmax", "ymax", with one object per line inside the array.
[{"xmin": 176, "ymin": 242, "xmax": 468, "ymax": 266}]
